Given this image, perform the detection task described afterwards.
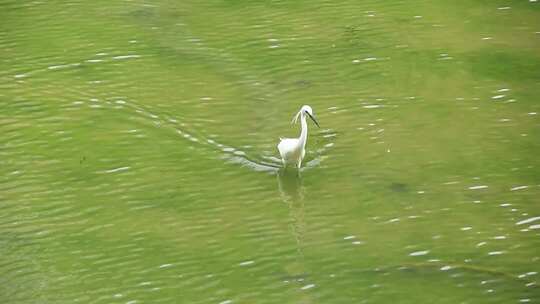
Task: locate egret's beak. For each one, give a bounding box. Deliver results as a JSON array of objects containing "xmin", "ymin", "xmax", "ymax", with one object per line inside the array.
[{"xmin": 306, "ymin": 112, "xmax": 320, "ymax": 128}]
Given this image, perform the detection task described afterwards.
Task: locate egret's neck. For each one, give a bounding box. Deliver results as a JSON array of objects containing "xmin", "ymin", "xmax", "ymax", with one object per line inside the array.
[{"xmin": 298, "ymin": 114, "xmax": 308, "ymax": 147}]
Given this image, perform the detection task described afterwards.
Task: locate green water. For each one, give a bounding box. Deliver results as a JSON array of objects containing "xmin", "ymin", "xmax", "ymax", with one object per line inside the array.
[{"xmin": 1, "ymin": 0, "xmax": 540, "ymax": 303}]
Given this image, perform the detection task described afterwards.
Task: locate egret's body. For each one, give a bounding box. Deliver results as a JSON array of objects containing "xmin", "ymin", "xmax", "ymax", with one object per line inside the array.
[{"xmin": 278, "ymin": 105, "xmax": 319, "ymax": 168}]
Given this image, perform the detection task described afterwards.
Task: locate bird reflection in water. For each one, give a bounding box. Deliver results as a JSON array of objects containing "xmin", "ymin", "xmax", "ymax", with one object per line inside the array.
[{"xmin": 277, "ymin": 168, "xmax": 310, "ymax": 286}]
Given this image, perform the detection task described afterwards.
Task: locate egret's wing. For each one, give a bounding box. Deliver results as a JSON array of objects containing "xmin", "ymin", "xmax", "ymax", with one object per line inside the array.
[
  {"xmin": 277, "ymin": 138, "xmax": 298, "ymax": 152},
  {"xmin": 278, "ymin": 137, "xmax": 295, "ymax": 144}
]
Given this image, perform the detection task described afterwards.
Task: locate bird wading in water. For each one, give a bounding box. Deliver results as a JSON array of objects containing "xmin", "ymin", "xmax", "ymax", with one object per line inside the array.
[{"xmin": 277, "ymin": 105, "xmax": 320, "ymax": 169}]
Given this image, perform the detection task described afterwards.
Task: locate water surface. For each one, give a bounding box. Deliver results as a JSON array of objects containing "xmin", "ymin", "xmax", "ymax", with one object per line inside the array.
[{"xmin": 1, "ymin": 1, "xmax": 539, "ymax": 303}]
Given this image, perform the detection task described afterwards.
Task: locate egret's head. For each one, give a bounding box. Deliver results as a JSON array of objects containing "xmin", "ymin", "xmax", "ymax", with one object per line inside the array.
[
  {"xmin": 301, "ymin": 105, "xmax": 314, "ymax": 116},
  {"xmin": 292, "ymin": 105, "xmax": 320, "ymax": 127}
]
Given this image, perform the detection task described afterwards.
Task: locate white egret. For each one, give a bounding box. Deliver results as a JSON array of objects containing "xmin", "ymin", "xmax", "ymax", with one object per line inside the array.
[{"xmin": 277, "ymin": 105, "xmax": 320, "ymax": 168}]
